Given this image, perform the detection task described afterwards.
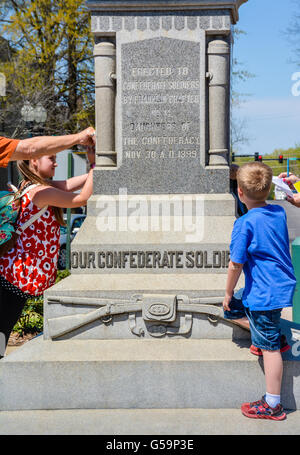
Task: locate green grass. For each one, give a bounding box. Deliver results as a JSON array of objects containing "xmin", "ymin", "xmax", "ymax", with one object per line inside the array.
[{"xmin": 13, "ymin": 269, "xmax": 71, "ymax": 335}]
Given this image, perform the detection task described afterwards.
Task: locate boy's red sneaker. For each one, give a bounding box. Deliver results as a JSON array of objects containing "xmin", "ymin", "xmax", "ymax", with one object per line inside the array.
[
  {"xmin": 250, "ymin": 335, "xmax": 290, "ymax": 356},
  {"xmin": 249, "ymin": 345, "xmax": 263, "ymax": 356},
  {"xmin": 241, "ymin": 396, "xmax": 286, "ymax": 421}
]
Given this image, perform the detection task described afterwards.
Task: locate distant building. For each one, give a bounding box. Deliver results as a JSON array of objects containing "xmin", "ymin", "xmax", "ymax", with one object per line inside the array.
[
  {"xmin": 54, "ymin": 149, "xmax": 88, "ymax": 215},
  {"xmin": 54, "ymin": 149, "xmax": 88, "ymax": 181}
]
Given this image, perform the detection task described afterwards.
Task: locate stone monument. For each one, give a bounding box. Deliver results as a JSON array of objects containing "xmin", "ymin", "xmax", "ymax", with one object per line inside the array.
[
  {"xmin": 44, "ymin": 0, "xmax": 247, "ymax": 341},
  {"xmin": 1, "ymin": 0, "xmax": 300, "ymax": 413}
]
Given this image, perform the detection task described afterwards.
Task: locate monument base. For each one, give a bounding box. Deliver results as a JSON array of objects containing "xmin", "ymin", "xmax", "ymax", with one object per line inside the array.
[
  {"xmin": 44, "ymin": 193, "xmax": 245, "ymax": 340},
  {"xmin": 1, "ymin": 332, "xmax": 300, "ymax": 411}
]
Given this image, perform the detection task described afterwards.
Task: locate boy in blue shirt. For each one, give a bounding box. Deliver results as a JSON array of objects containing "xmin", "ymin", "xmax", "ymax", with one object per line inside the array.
[{"xmin": 223, "ymin": 162, "xmax": 296, "ymax": 421}]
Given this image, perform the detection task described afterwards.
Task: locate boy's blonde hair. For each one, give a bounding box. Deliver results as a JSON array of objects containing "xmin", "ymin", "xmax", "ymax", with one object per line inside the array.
[{"xmin": 237, "ymin": 162, "xmax": 273, "ymax": 201}]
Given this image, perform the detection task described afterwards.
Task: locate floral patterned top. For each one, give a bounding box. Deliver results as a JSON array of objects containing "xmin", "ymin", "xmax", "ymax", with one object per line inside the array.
[{"xmin": 0, "ymin": 190, "xmax": 60, "ymax": 296}]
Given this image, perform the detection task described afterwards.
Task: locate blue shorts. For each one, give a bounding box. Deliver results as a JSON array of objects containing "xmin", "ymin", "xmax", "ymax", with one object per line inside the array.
[
  {"xmin": 245, "ymin": 307, "xmax": 282, "ymax": 351},
  {"xmin": 223, "ymin": 291, "xmax": 282, "ymax": 351}
]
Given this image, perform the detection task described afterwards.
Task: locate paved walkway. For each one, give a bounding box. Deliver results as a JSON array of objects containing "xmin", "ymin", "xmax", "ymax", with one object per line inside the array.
[{"xmin": 1, "ymin": 408, "xmax": 300, "ymax": 435}]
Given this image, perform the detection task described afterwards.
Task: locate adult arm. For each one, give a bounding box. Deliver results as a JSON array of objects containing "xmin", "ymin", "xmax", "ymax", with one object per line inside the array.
[
  {"xmin": 11, "ymin": 127, "xmax": 95, "ymax": 161},
  {"xmin": 287, "ymin": 194, "xmax": 300, "ymax": 208}
]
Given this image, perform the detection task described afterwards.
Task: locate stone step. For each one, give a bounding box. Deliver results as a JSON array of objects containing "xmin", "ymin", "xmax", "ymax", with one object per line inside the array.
[
  {"xmin": 1, "ymin": 336, "xmax": 300, "ymax": 411},
  {"xmin": 1, "ymin": 408, "xmax": 300, "ymax": 435}
]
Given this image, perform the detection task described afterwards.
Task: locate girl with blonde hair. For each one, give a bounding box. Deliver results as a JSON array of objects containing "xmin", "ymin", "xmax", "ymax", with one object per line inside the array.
[{"xmin": 0, "ymin": 148, "xmax": 94, "ymax": 357}]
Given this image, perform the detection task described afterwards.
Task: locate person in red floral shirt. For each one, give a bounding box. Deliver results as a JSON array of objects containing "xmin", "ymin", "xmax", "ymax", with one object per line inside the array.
[{"xmin": 0, "ymin": 147, "xmax": 94, "ymax": 357}]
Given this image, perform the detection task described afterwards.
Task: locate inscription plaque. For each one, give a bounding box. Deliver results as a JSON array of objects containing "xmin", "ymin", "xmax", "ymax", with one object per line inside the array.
[
  {"xmin": 71, "ymin": 249, "xmax": 230, "ymax": 270},
  {"xmin": 122, "ymin": 37, "xmax": 201, "ymax": 165}
]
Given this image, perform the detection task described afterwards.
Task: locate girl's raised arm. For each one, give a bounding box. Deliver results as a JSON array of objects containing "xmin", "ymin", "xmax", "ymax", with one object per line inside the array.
[
  {"xmin": 31, "ymin": 169, "xmax": 94, "ymax": 209},
  {"xmin": 51, "ymin": 173, "xmax": 89, "ymax": 192},
  {"xmin": 51, "ymin": 146, "xmax": 95, "ymax": 192}
]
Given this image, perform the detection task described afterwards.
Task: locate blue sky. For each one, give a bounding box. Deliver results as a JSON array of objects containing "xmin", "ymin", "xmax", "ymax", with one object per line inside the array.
[{"xmin": 232, "ymin": 0, "xmax": 300, "ymax": 156}]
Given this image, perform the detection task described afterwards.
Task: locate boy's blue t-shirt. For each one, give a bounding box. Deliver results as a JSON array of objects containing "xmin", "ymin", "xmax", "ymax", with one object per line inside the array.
[{"xmin": 230, "ymin": 204, "xmax": 296, "ymax": 311}]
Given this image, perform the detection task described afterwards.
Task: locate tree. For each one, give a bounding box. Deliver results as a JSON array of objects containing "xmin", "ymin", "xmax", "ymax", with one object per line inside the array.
[
  {"xmin": 286, "ymin": 0, "xmax": 300, "ymax": 67},
  {"xmin": 0, "ymin": 0, "xmax": 95, "ymax": 137},
  {"xmin": 0, "ymin": 0, "xmax": 10, "ymax": 23}
]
